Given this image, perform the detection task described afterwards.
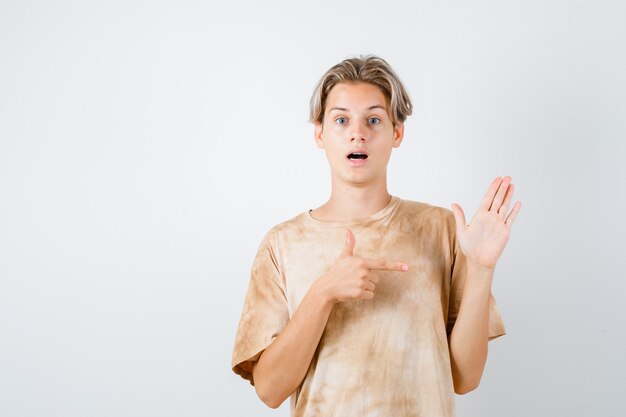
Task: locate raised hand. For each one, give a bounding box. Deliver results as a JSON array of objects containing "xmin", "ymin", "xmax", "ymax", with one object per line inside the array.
[
  {"xmin": 314, "ymin": 229, "xmax": 409, "ymax": 304},
  {"xmin": 450, "ymin": 176, "xmax": 522, "ymax": 270}
]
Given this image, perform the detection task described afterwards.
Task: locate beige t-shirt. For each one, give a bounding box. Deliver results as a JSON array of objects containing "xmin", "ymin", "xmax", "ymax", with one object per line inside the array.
[{"xmin": 231, "ymin": 195, "xmax": 506, "ymax": 417}]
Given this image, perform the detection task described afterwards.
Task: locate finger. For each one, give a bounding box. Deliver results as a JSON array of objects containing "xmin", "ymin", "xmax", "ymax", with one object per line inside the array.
[
  {"xmin": 364, "ymin": 258, "xmax": 409, "ymax": 271},
  {"xmin": 479, "ymin": 176, "xmax": 503, "ymax": 211},
  {"xmin": 505, "ymin": 201, "xmax": 522, "ymax": 228},
  {"xmin": 450, "ymin": 203, "xmax": 467, "ymax": 231},
  {"xmin": 341, "ymin": 228, "xmax": 355, "ymax": 257},
  {"xmin": 363, "ymin": 280, "xmax": 375, "ymax": 292},
  {"xmin": 490, "ymin": 175, "xmax": 512, "ymax": 212},
  {"xmin": 367, "ymin": 270, "xmax": 380, "ymax": 284},
  {"xmin": 498, "ymin": 183, "xmax": 514, "ymax": 220},
  {"xmin": 361, "ymin": 289, "xmax": 375, "ymax": 300}
]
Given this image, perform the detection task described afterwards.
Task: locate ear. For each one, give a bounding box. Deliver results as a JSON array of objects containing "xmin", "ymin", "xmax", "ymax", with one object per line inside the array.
[
  {"xmin": 392, "ymin": 123, "xmax": 405, "ymax": 148},
  {"xmin": 314, "ymin": 122, "xmax": 325, "ymax": 149}
]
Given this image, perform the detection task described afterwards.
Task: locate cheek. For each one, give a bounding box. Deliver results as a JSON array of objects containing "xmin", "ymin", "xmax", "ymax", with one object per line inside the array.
[
  {"xmin": 375, "ymin": 146, "xmax": 394, "ymax": 163},
  {"xmin": 326, "ymin": 125, "xmax": 344, "ymax": 136},
  {"xmin": 323, "ymin": 136, "xmax": 342, "ymax": 153},
  {"xmin": 323, "ymin": 144, "xmax": 341, "ymax": 160}
]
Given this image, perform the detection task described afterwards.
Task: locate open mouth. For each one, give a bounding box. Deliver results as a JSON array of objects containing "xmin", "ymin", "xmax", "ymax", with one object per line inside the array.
[{"xmin": 347, "ymin": 152, "xmax": 368, "ymax": 160}]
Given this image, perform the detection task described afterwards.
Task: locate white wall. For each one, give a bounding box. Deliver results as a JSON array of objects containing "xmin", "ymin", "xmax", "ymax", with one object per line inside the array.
[{"xmin": 1, "ymin": 1, "xmax": 624, "ymax": 416}]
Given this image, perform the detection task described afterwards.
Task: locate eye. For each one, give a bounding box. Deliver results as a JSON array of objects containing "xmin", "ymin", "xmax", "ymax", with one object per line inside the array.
[
  {"xmin": 335, "ymin": 117, "xmax": 347, "ymax": 125},
  {"xmin": 368, "ymin": 117, "xmax": 381, "ymax": 125}
]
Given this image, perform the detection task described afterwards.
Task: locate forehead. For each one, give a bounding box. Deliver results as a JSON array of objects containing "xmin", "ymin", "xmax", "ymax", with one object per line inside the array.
[{"xmin": 325, "ymin": 82, "xmax": 388, "ymax": 112}]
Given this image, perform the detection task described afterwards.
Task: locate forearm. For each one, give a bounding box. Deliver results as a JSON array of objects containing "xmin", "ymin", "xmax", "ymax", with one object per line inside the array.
[
  {"xmin": 448, "ymin": 263, "xmax": 494, "ymax": 394},
  {"xmin": 252, "ymin": 281, "xmax": 334, "ymax": 408}
]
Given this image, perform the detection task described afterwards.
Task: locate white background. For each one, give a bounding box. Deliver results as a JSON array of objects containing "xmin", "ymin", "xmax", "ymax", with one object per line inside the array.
[{"xmin": 1, "ymin": 1, "xmax": 624, "ymax": 416}]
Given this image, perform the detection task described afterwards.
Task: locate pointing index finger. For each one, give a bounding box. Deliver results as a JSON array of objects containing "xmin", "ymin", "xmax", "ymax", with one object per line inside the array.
[{"xmin": 365, "ymin": 258, "xmax": 409, "ymax": 271}]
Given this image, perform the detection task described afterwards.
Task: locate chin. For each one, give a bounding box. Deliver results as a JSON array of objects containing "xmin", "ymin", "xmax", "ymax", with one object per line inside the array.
[{"xmin": 342, "ymin": 174, "xmax": 378, "ymax": 186}]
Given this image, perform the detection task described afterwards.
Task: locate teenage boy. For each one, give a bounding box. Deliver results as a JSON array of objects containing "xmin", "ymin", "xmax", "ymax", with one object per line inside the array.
[{"xmin": 231, "ymin": 54, "xmax": 521, "ymax": 417}]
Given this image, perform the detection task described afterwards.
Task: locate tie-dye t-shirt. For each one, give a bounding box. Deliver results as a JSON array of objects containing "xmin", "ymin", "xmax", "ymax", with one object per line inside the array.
[{"xmin": 231, "ymin": 195, "xmax": 506, "ymax": 417}]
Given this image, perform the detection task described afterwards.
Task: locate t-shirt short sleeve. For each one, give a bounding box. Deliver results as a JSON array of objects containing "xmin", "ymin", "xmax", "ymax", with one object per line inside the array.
[
  {"xmin": 231, "ymin": 229, "xmax": 290, "ymax": 385},
  {"xmin": 445, "ymin": 212, "xmax": 507, "ymax": 342}
]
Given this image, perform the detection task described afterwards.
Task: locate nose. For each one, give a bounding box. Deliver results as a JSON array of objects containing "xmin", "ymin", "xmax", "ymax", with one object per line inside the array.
[{"xmin": 349, "ymin": 127, "xmax": 367, "ymax": 142}]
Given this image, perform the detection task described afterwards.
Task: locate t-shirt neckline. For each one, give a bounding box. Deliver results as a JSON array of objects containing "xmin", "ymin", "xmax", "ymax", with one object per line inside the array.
[{"xmin": 304, "ymin": 195, "xmax": 400, "ymax": 228}]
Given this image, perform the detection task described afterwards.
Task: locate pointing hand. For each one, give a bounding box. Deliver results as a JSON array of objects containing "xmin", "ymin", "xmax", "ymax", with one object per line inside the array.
[{"xmin": 314, "ymin": 229, "xmax": 409, "ymax": 304}]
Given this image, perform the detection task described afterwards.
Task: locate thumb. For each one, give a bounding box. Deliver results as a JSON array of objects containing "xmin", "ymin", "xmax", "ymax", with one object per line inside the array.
[
  {"xmin": 341, "ymin": 228, "xmax": 355, "ymax": 257},
  {"xmin": 450, "ymin": 203, "xmax": 467, "ymax": 233}
]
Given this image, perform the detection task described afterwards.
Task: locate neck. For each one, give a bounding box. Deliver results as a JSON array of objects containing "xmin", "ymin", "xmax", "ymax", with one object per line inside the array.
[{"xmin": 312, "ymin": 174, "xmax": 392, "ymax": 224}]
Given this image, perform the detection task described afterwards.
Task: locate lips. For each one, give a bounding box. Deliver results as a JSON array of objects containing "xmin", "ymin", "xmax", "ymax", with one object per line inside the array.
[
  {"xmin": 346, "ymin": 149, "xmax": 368, "ymax": 167},
  {"xmin": 346, "ymin": 150, "xmax": 369, "ymax": 160}
]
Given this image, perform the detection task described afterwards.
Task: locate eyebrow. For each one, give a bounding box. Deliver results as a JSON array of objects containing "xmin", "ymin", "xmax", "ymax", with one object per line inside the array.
[{"xmin": 329, "ymin": 105, "xmax": 387, "ymax": 112}]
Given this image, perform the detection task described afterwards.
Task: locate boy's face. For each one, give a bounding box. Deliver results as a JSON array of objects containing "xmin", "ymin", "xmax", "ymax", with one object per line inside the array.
[{"xmin": 314, "ymin": 82, "xmax": 404, "ymax": 187}]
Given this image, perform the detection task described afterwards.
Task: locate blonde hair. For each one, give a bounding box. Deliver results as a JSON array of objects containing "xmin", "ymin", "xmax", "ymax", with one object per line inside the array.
[{"xmin": 309, "ymin": 54, "xmax": 413, "ymax": 127}]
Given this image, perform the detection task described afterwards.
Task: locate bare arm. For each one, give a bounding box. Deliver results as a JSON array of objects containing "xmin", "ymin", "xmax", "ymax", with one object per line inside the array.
[
  {"xmin": 252, "ymin": 282, "xmax": 334, "ymax": 408},
  {"xmin": 447, "ymin": 262, "xmax": 493, "ymax": 394},
  {"xmin": 448, "ymin": 175, "xmax": 521, "ymax": 394},
  {"xmin": 252, "ymin": 228, "xmax": 408, "ymax": 408}
]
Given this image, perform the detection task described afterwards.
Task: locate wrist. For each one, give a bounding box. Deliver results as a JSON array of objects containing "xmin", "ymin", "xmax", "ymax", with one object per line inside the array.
[
  {"xmin": 467, "ymin": 260, "xmax": 495, "ymax": 273},
  {"xmin": 311, "ymin": 280, "xmax": 336, "ymax": 307},
  {"xmin": 466, "ymin": 261, "xmax": 495, "ymax": 284}
]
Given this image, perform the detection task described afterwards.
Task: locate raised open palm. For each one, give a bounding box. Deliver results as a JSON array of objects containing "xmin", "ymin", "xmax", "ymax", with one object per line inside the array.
[{"xmin": 450, "ymin": 176, "xmax": 522, "ymax": 270}]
